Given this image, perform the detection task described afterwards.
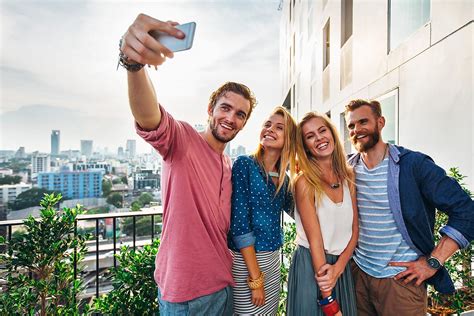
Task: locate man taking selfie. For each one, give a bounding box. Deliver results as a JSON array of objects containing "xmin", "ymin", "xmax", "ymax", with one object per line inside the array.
[{"xmin": 119, "ymin": 13, "xmax": 257, "ymax": 315}]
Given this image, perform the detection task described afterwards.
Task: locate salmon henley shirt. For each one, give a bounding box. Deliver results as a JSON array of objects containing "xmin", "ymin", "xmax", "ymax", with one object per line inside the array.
[{"xmin": 136, "ymin": 105, "xmax": 234, "ymax": 303}]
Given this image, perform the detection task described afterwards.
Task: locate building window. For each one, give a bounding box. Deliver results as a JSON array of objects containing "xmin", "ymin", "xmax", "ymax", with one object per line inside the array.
[
  {"xmin": 388, "ymin": 0, "xmax": 430, "ymax": 51},
  {"xmin": 341, "ymin": 0, "xmax": 353, "ymax": 47},
  {"xmin": 376, "ymin": 89, "xmax": 399, "ymax": 144},
  {"xmin": 323, "ymin": 19, "xmax": 330, "ymax": 70}
]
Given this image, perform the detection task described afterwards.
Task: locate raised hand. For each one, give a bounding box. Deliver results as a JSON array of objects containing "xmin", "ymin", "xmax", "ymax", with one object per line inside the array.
[{"xmin": 121, "ymin": 14, "xmax": 184, "ymax": 66}]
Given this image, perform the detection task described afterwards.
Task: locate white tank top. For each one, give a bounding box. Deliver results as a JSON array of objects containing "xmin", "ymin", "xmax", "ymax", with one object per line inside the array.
[{"xmin": 295, "ymin": 181, "xmax": 353, "ymax": 255}]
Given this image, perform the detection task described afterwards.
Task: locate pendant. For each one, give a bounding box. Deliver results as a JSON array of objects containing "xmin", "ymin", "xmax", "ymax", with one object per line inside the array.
[
  {"xmin": 330, "ymin": 183, "xmax": 340, "ymax": 189},
  {"xmin": 268, "ymin": 171, "xmax": 279, "ymax": 178}
]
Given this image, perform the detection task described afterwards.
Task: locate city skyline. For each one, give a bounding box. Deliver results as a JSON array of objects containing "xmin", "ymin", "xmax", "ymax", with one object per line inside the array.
[{"xmin": 0, "ymin": 1, "xmax": 282, "ymax": 154}]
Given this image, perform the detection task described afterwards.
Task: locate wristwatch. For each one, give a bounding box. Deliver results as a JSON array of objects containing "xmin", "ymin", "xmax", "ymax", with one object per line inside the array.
[{"xmin": 426, "ymin": 256, "xmax": 442, "ymax": 270}]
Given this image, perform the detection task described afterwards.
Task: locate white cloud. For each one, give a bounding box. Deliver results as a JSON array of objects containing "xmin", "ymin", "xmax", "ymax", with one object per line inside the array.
[{"xmin": 1, "ymin": 0, "xmax": 281, "ymax": 154}]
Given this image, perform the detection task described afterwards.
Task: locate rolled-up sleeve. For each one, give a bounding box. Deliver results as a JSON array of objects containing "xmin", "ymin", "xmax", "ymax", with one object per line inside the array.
[
  {"xmin": 230, "ymin": 157, "xmax": 254, "ymax": 249},
  {"xmin": 418, "ymin": 157, "xmax": 474, "ymax": 248},
  {"xmin": 440, "ymin": 225, "xmax": 469, "ymax": 249}
]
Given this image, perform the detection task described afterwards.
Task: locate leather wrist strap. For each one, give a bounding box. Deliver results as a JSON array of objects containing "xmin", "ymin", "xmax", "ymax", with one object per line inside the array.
[{"xmin": 117, "ymin": 39, "xmax": 145, "ymax": 72}]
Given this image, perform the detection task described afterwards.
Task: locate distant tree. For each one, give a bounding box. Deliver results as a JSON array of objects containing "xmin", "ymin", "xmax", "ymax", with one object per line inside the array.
[
  {"xmin": 84, "ymin": 206, "xmax": 110, "ymax": 215},
  {"xmin": 138, "ymin": 193, "xmax": 153, "ymax": 206},
  {"xmin": 8, "ymin": 188, "xmax": 59, "ymax": 211},
  {"xmin": 112, "ymin": 178, "xmax": 122, "ymax": 185},
  {"xmin": 121, "ymin": 215, "xmax": 161, "ymax": 237},
  {"xmin": 6, "ymin": 159, "xmax": 29, "ymax": 173},
  {"xmin": 106, "ymin": 193, "xmax": 123, "ymax": 208},
  {"xmin": 121, "ymin": 176, "xmax": 128, "ymax": 185},
  {"xmin": 102, "ymin": 180, "xmax": 112, "ymax": 197},
  {"xmin": 131, "ymin": 201, "xmax": 143, "ymax": 212},
  {"xmin": 0, "ymin": 175, "xmax": 22, "ymax": 185}
]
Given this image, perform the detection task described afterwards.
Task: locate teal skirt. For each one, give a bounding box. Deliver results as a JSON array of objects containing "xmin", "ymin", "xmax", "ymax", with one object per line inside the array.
[{"xmin": 286, "ymin": 245, "xmax": 357, "ymax": 316}]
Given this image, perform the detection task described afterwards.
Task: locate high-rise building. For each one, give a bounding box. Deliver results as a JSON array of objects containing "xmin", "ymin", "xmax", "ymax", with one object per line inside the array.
[
  {"xmin": 235, "ymin": 145, "xmax": 246, "ymax": 156},
  {"xmin": 81, "ymin": 140, "xmax": 93, "ymax": 158},
  {"xmin": 37, "ymin": 169, "xmax": 104, "ymax": 199},
  {"xmin": 117, "ymin": 147, "xmax": 124, "ymax": 159},
  {"xmin": 51, "ymin": 130, "xmax": 60, "ymax": 156},
  {"xmin": 280, "ymin": 0, "xmax": 473, "ymax": 187},
  {"xmin": 15, "ymin": 147, "xmax": 26, "ymax": 159},
  {"xmin": 31, "ymin": 152, "xmax": 51, "ymax": 176},
  {"xmin": 126, "ymin": 139, "xmax": 136, "ymax": 158},
  {"xmin": 74, "ymin": 162, "xmax": 111, "ymax": 174},
  {"xmin": 133, "ymin": 169, "xmax": 160, "ymax": 190}
]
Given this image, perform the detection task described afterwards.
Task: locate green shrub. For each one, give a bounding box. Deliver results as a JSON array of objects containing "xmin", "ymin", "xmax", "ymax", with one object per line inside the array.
[
  {"xmin": 93, "ymin": 239, "xmax": 160, "ymax": 315},
  {"xmin": 279, "ymin": 221, "xmax": 296, "ymax": 315},
  {"xmin": 428, "ymin": 167, "xmax": 474, "ymax": 314},
  {"xmin": 0, "ymin": 193, "xmax": 90, "ymax": 315}
]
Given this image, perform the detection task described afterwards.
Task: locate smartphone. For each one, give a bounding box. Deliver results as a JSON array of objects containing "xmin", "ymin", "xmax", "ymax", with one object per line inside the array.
[{"xmin": 150, "ymin": 22, "xmax": 196, "ymax": 52}]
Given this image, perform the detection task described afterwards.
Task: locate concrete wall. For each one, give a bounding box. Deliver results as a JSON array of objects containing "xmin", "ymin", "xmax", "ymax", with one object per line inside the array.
[{"xmin": 280, "ymin": 0, "xmax": 473, "ymax": 187}]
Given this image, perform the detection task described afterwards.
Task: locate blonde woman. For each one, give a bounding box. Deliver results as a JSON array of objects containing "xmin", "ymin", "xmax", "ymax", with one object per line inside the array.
[
  {"xmin": 229, "ymin": 106, "xmax": 296, "ymax": 315},
  {"xmin": 287, "ymin": 112, "xmax": 358, "ymax": 316}
]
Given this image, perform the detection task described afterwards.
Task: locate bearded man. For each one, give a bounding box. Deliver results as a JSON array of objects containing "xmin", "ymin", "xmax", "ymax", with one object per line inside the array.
[{"xmin": 344, "ymin": 99, "xmax": 473, "ymax": 316}]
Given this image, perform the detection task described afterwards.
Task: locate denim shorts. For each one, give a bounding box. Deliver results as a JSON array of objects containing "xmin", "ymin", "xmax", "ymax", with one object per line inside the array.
[{"xmin": 157, "ymin": 286, "xmax": 233, "ymax": 316}]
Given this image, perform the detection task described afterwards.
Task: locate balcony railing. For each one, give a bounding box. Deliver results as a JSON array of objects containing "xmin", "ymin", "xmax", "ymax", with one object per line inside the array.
[{"xmin": 0, "ymin": 209, "xmax": 162, "ymax": 300}]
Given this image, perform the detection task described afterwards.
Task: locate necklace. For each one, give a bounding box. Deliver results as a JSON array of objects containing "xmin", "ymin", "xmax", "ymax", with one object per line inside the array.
[
  {"xmin": 325, "ymin": 173, "xmax": 340, "ymax": 189},
  {"xmin": 268, "ymin": 171, "xmax": 279, "ymax": 178},
  {"xmin": 329, "ymin": 182, "xmax": 340, "ymax": 189}
]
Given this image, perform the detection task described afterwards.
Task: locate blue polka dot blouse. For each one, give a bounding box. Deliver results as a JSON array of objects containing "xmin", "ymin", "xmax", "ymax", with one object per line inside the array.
[{"xmin": 228, "ymin": 155, "xmax": 294, "ymax": 252}]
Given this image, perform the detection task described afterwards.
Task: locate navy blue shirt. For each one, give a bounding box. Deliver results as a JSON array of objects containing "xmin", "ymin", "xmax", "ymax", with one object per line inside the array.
[
  {"xmin": 228, "ymin": 155, "xmax": 294, "ymax": 252},
  {"xmin": 348, "ymin": 144, "xmax": 474, "ymax": 294}
]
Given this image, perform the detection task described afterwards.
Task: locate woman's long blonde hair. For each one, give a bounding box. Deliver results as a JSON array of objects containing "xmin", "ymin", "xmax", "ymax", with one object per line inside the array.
[
  {"xmin": 295, "ymin": 112, "xmax": 353, "ymax": 204},
  {"xmin": 252, "ymin": 106, "xmax": 297, "ymax": 195}
]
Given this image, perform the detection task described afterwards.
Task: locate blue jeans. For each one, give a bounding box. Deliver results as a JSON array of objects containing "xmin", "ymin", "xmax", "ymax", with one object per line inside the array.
[{"xmin": 157, "ymin": 286, "xmax": 233, "ymax": 316}]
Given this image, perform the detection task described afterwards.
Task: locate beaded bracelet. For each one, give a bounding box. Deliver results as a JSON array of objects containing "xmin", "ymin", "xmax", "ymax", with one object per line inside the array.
[
  {"xmin": 247, "ymin": 271, "xmax": 265, "ymax": 290},
  {"xmin": 117, "ymin": 39, "xmax": 145, "ymax": 72}
]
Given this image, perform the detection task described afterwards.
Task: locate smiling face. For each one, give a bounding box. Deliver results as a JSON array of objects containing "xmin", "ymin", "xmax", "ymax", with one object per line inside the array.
[
  {"xmin": 208, "ymin": 91, "xmax": 251, "ymax": 144},
  {"xmin": 259, "ymin": 113, "xmax": 285, "ymax": 151},
  {"xmin": 345, "ymin": 105, "xmax": 385, "ymax": 153},
  {"xmin": 301, "ymin": 117, "xmax": 335, "ymax": 160}
]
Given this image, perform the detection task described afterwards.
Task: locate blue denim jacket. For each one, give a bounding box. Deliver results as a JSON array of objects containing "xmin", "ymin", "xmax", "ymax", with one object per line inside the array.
[{"xmin": 348, "ymin": 144, "xmax": 474, "ymax": 294}]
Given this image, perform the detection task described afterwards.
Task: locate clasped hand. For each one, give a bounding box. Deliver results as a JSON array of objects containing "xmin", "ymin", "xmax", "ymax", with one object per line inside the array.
[{"xmin": 315, "ymin": 263, "xmax": 339, "ymax": 292}]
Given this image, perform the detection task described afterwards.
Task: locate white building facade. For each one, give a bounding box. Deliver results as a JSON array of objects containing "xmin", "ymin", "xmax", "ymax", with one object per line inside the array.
[
  {"xmin": 0, "ymin": 183, "xmax": 32, "ymax": 205},
  {"xmin": 279, "ymin": 0, "xmax": 473, "ymax": 187},
  {"xmin": 31, "ymin": 153, "xmax": 51, "ymax": 177}
]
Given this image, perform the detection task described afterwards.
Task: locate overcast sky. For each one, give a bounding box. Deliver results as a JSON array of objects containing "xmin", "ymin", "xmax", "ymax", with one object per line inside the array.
[{"xmin": 0, "ymin": 0, "xmax": 282, "ymax": 154}]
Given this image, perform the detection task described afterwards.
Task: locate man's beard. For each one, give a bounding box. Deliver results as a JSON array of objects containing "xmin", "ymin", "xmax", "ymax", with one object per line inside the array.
[
  {"xmin": 210, "ymin": 119, "xmax": 237, "ymax": 143},
  {"xmin": 351, "ymin": 124, "xmax": 380, "ymax": 153}
]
